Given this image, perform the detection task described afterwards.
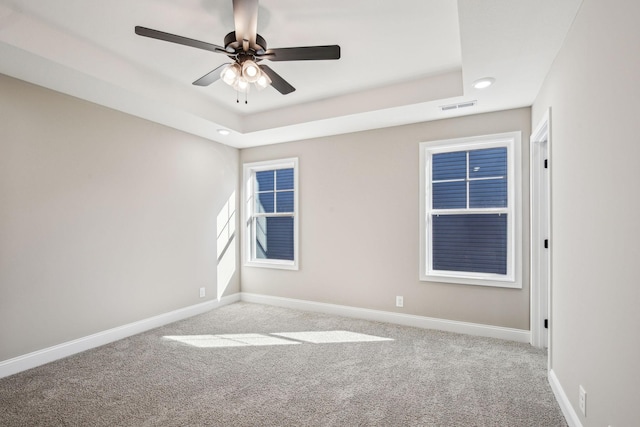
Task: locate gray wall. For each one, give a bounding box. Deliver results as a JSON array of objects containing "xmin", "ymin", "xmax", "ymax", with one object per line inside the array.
[
  {"xmin": 241, "ymin": 108, "xmax": 531, "ymax": 330},
  {"xmin": 0, "ymin": 74, "xmax": 240, "ymax": 362},
  {"xmin": 532, "ymin": 0, "xmax": 640, "ymax": 425}
]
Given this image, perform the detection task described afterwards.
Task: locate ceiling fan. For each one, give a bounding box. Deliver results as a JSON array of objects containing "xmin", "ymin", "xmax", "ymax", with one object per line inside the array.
[{"xmin": 134, "ymin": 0, "xmax": 340, "ymax": 97}]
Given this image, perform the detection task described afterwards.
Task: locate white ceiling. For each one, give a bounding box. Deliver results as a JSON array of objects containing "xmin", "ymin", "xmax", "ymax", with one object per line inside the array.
[{"xmin": 0, "ymin": 0, "xmax": 582, "ymax": 148}]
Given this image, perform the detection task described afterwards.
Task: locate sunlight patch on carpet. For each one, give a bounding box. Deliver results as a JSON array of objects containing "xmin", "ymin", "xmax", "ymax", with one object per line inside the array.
[
  {"xmin": 272, "ymin": 331, "xmax": 394, "ymax": 344},
  {"xmin": 163, "ymin": 334, "xmax": 300, "ymax": 348},
  {"xmin": 163, "ymin": 331, "xmax": 393, "ymax": 348}
]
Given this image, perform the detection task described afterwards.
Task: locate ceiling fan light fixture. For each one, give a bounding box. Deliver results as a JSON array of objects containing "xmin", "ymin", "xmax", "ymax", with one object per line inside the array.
[
  {"xmin": 255, "ymin": 72, "xmax": 272, "ymax": 91},
  {"xmin": 221, "ymin": 63, "xmax": 241, "ymax": 85},
  {"xmin": 233, "ymin": 77, "xmax": 250, "ymax": 93},
  {"xmin": 242, "ymin": 60, "xmax": 261, "ymax": 83}
]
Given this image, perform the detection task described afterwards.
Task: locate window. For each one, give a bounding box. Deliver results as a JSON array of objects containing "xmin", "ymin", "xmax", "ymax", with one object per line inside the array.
[
  {"xmin": 243, "ymin": 158, "xmax": 298, "ymax": 269},
  {"xmin": 419, "ymin": 132, "xmax": 521, "ymax": 288}
]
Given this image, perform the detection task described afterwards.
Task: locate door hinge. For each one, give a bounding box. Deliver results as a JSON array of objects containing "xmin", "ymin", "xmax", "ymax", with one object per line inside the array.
[
  {"xmin": 544, "ymin": 319, "xmax": 549, "ymax": 329},
  {"xmin": 544, "ymin": 159, "xmax": 548, "ymax": 169},
  {"xmin": 544, "ymin": 239, "xmax": 549, "ymax": 249}
]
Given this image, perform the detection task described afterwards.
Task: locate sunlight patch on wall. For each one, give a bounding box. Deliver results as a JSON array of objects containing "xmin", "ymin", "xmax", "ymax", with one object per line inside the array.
[{"xmin": 216, "ymin": 192, "xmax": 236, "ymax": 299}]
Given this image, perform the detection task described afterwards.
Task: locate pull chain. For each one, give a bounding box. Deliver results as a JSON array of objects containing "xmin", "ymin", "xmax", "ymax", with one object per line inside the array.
[
  {"xmin": 235, "ymin": 90, "xmax": 249, "ymax": 104},
  {"xmin": 236, "ymin": 91, "xmax": 249, "ymax": 104}
]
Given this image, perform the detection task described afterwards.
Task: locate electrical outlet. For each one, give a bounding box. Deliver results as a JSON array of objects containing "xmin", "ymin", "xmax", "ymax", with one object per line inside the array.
[
  {"xmin": 396, "ymin": 296, "xmax": 404, "ymax": 307},
  {"xmin": 579, "ymin": 385, "xmax": 586, "ymax": 416},
  {"xmin": 199, "ymin": 287, "xmax": 206, "ymax": 298}
]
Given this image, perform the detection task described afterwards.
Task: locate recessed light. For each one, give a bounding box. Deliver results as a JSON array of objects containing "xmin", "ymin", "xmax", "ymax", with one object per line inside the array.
[
  {"xmin": 472, "ymin": 77, "xmax": 495, "ymax": 89},
  {"xmin": 217, "ymin": 129, "xmax": 231, "ymax": 136}
]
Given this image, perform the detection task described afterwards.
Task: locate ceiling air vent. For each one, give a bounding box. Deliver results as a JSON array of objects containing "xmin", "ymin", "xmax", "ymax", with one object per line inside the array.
[{"xmin": 440, "ymin": 100, "xmax": 477, "ymax": 111}]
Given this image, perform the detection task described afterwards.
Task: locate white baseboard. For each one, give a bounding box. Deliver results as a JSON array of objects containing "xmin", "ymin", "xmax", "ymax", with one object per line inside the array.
[
  {"xmin": 549, "ymin": 369, "xmax": 583, "ymax": 427},
  {"xmin": 240, "ymin": 292, "xmax": 530, "ymax": 343},
  {"xmin": 0, "ymin": 292, "xmax": 531, "ymax": 380},
  {"xmin": 0, "ymin": 293, "xmax": 240, "ymax": 379}
]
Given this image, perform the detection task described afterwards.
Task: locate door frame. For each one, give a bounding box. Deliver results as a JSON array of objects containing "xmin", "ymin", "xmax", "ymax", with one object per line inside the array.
[{"xmin": 530, "ymin": 108, "xmax": 552, "ymax": 352}]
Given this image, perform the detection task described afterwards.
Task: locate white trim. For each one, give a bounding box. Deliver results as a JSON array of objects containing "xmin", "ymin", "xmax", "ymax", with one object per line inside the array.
[
  {"xmin": 530, "ymin": 108, "xmax": 551, "ymax": 351},
  {"xmin": 240, "ymin": 292, "xmax": 530, "ymax": 343},
  {"xmin": 419, "ymin": 132, "xmax": 522, "ymax": 288},
  {"xmin": 0, "ymin": 293, "xmax": 240, "ymax": 379},
  {"xmin": 549, "ymin": 369, "xmax": 582, "ymax": 427},
  {"xmin": 242, "ymin": 158, "xmax": 299, "ymax": 270}
]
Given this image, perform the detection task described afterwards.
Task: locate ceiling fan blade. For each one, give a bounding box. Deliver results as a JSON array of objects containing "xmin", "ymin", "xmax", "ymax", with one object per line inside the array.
[
  {"xmin": 263, "ymin": 45, "xmax": 341, "ymax": 61},
  {"xmin": 135, "ymin": 26, "xmax": 227, "ymax": 54},
  {"xmin": 193, "ymin": 63, "xmax": 229, "ymax": 86},
  {"xmin": 232, "ymin": 0, "xmax": 258, "ymax": 50},
  {"xmin": 259, "ymin": 65, "xmax": 295, "ymax": 95}
]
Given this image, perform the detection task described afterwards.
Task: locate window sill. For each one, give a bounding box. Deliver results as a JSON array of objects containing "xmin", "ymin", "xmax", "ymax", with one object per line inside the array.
[
  {"xmin": 420, "ymin": 273, "xmax": 521, "ymax": 289},
  {"xmin": 245, "ymin": 260, "xmax": 298, "ymax": 271}
]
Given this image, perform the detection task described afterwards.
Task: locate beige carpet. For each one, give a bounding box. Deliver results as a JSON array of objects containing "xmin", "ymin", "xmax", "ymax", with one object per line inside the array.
[{"xmin": 0, "ymin": 302, "xmax": 566, "ymax": 426}]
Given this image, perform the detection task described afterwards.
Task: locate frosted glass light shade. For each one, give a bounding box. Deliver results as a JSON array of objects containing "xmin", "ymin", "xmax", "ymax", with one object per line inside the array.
[
  {"xmin": 221, "ymin": 63, "xmax": 241, "ymax": 85},
  {"xmin": 242, "ymin": 60, "xmax": 261, "ymax": 83},
  {"xmin": 255, "ymin": 73, "xmax": 272, "ymax": 90}
]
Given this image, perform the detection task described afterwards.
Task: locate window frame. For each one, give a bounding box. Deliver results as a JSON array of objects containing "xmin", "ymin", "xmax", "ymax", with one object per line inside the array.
[
  {"xmin": 419, "ymin": 132, "xmax": 522, "ymax": 288},
  {"xmin": 243, "ymin": 158, "xmax": 299, "ymax": 270}
]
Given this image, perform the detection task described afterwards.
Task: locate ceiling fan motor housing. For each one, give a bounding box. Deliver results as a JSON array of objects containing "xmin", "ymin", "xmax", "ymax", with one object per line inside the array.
[{"xmin": 223, "ymin": 31, "xmax": 267, "ymax": 58}]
